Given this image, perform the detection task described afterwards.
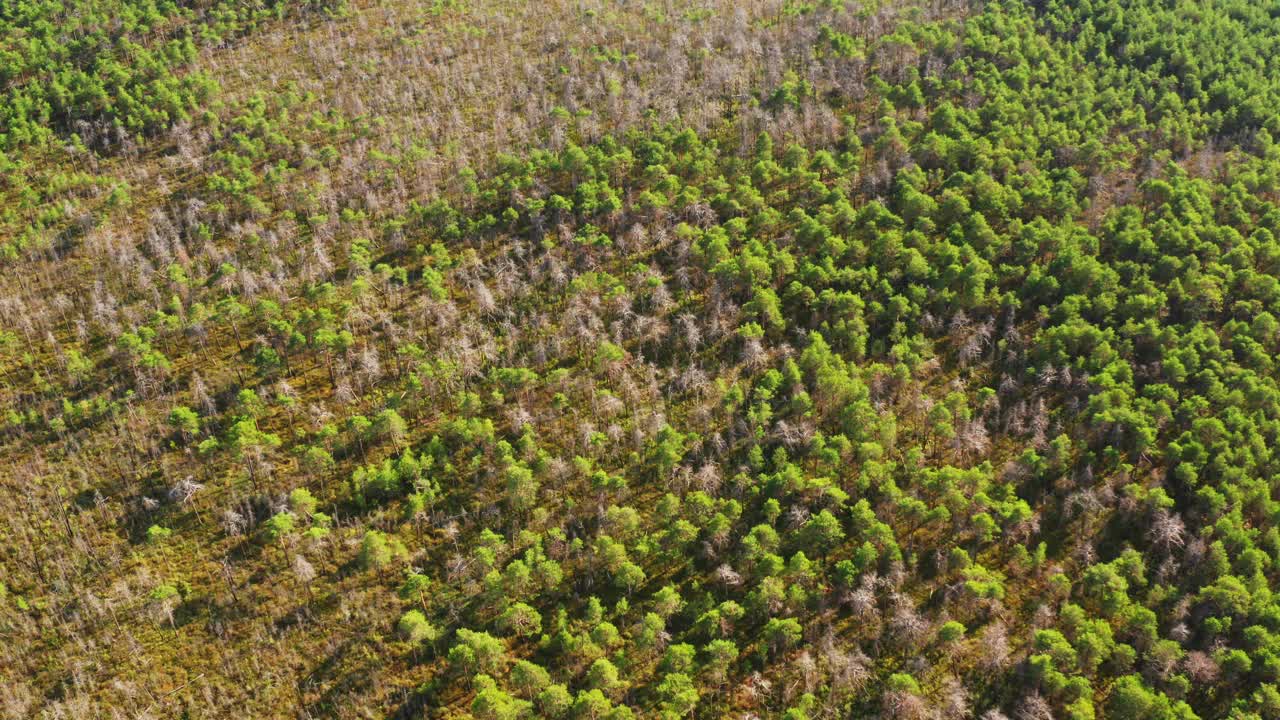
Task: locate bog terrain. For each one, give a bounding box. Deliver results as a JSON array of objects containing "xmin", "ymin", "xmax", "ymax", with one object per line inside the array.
[{"xmin": 3, "ymin": 1, "xmax": 1280, "ymax": 719}]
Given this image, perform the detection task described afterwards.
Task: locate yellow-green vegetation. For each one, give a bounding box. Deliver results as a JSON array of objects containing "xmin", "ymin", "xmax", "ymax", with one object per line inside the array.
[{"xmin": 3, "ymin": 0, "xmax": 1280, "ymax": 718}]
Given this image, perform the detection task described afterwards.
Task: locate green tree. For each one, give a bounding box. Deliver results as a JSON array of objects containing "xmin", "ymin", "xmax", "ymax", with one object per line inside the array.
[
  {"xmin": 398, "ymin": 609, "xmax": 440, "ymax": 645},
  {"xmin": 498, "ymin": 602, "xmax": 543, "ymax": 637},
  {"xmin": 449, "ymin": 628, "xmax": 507, "ymax": 673},
  {"xmin": 168, "ymin": 406, "xmax": 200, "ymax": 442},
  {"xmin": 358, "ymin": 530, "xmax": 404, "ymax": 571},
  {"xmin": 587, "ymin": 658, "xmax": 627, "ymax": 700},
  {"xmin": 374, "ymin": 408, "xmax": 408, "ymax": 449},
  {"xmin": 656, "ymin": 672, "xmax": 699, "ymax": 717}
]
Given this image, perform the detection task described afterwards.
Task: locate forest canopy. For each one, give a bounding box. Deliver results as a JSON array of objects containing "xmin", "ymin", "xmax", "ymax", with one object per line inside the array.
[{"xmin": 3, "ymin": 0, "xmax": 1280, "ymax": 718}]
